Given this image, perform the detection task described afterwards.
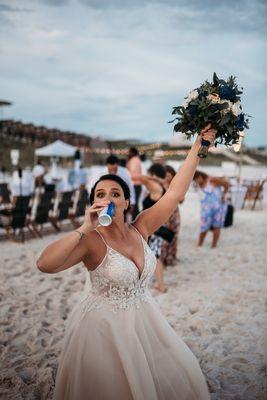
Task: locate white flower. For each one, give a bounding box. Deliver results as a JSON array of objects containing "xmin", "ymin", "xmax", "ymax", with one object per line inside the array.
[
  {"xmin": 187, "ymin": 89, "xmax": 199, "ymax": 101},
  {"xmin": 232, "ymin": 131, "xmax": 245, "ymax": 152},
  {"xmin": 183, "ymin": 98, "xmax": 190, "ymax": 108},
  {"xmin": 231, "ymin": 100, "xmax": 242, "ymax": 116},
  {"xmin": 183, "ymin": 89, "xmax": 198, "ymax": 108}
]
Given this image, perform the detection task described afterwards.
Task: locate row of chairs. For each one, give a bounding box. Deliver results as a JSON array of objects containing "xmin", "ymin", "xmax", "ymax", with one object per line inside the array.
[{"xmin": 0, "ymin": 186, "xmax": 89, "ymax": 242}]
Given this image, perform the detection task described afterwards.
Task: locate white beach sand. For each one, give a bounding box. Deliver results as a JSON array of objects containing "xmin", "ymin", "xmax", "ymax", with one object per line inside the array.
[{"xmin": 0, "ymin": 192, "xmax": 266, "ymax": 399}]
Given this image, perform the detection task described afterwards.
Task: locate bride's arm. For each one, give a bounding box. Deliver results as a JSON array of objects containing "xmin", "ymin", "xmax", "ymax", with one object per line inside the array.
[
  {"xmin": 36, "ymin": 200, "xmax": 109, "ymax": 273},
  {"xmin": 36, "ymin": 228, "xmax": 91, "ymax": 273},
  {"xmin": 135, "ymin": 125, "xmax": 216, "ymax": 237}
]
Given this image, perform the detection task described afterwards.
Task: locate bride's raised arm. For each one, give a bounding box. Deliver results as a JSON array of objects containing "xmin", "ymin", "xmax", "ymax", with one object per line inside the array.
[{"xmin": 135, "ymin": 124, "xmax": 216, "ymax": 237}]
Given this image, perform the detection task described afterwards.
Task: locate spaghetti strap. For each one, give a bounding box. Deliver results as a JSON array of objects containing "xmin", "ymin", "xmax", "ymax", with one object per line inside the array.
[{"xmin": 94, "ymin": 229, "xmax": 109, "ymax": 247}]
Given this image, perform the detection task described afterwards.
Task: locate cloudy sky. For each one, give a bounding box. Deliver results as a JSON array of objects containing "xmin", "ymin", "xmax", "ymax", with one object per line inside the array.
[{"xmin": 0, "ymin": 0, "xmax": 266, "ymax": 146}]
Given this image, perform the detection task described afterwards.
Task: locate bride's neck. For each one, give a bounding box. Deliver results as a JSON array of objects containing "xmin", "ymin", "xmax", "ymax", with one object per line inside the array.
[{"xmin": 104, "ymin": 220, "xmax": 130, "ymax": 240}]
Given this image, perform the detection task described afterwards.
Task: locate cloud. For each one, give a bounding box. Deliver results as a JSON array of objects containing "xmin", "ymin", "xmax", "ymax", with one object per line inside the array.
[
  {"xmin": 0, "ymin": 0, "xmax": 266, "ymax": 145},
  {"xmin": 38, "ymin": 0, "xmax": 69, "ymax": 6},
  {"xmin": 0, "ymin": 13, "xmax": 13, "ymax": 28},
  {"xmin": 78, "ymin": 0, "xmax": 267, "ymax": 34},
  {"xmin": 0, "ymin": 2, "xmax": 32, "ymax": 12}
]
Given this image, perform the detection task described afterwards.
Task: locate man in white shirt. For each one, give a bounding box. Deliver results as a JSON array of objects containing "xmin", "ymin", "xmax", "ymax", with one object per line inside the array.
[
  {"xmin": 10, "ymin": 168, "xmax": 34, "ymax": 196},
  {"xmin": 88, "ymin": 155, "xmax": 136, "ymax": 210},
  {"xmin": 32, "ymin": 161, "xmax": 45, "ymax": 177}
]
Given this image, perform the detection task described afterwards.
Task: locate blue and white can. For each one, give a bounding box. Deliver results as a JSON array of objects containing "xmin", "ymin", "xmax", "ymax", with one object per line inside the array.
[{"xmin": 98, "ymin": 202, "xmax": 115, "ymax": 226}]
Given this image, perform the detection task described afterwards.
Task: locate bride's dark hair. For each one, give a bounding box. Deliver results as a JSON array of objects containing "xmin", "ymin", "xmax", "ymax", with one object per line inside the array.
[{"xmin": 89, "ymin": 174, "xmax": 131, "ymax": 211}]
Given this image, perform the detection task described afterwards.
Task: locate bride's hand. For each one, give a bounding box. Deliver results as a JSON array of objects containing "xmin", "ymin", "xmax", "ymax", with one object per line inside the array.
[
  {"xmin": 196, "ymin": 123, "xmax": 217, "ymax": 146},
  {"xmin": 81, "ymin": 201, "xmax": 110, "ymax": 231}
]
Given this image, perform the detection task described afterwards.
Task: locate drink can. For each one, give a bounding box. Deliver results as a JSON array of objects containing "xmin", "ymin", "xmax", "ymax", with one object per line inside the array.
[{"xmin": 98, "ymin": 202, "xmax": 115, "ymax": 226}]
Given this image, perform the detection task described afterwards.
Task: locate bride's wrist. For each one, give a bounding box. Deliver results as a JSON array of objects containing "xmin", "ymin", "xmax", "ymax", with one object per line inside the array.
[
  {"xmin": 78, "ymin": 224, "xmax": 94, "ymax": 235},
  {"xmin": 191, "ymin": 136, "xmax": 201, "ymax": 153},
  {"xmin": 194, "ymin": 134, "xmax": 202, "ymax": 147}
]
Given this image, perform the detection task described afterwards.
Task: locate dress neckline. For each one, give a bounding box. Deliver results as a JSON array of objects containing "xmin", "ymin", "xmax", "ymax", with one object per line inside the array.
[{"xmin": 95, "ymin": 224, "xmax": 146, "ymax": 280}]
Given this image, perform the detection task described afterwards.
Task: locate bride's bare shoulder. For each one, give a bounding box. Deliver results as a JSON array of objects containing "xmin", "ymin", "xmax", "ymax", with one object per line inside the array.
[{"xmin": 132, "ymin": 220, "xmax": 149, "ymax": 242}]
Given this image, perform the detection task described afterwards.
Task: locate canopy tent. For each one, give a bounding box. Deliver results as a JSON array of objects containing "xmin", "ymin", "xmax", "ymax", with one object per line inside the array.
[
  {"xmin": 0, "ymin": 99, "xmax": 12, "ymax": 119},
  {"xmin": 35, "ymin": 140, "xmax": 77, "ymax": 158}
]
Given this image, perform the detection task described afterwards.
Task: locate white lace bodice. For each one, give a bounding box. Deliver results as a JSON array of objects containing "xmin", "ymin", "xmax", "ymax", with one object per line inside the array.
[{"xmin": 80, "ymin": 227, "xmax": 156, "ymax": 316}]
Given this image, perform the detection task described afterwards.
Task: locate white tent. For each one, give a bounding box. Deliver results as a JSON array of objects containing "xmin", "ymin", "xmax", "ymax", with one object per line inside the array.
[{"xmin": 35, "ymin": 140, "xmax": 77, "ymax": 158}]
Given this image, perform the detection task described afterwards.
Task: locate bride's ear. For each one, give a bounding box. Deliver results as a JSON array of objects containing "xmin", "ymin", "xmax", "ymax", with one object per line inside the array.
[{"xmin": 125, "ymin": 199, "xmax": 130, "ymax": 210}]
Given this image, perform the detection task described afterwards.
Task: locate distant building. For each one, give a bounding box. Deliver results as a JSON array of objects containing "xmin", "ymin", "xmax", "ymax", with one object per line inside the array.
[{"xmin": 168, "ymin": 133, "xmax": 192, "ymax": 147}]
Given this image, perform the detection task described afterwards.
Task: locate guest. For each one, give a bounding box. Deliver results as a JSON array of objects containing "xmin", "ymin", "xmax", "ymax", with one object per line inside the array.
[
  {"xmin": 193, "ymin": 170, "xmax": 229, "ymax": 248},
  {"xmin": 10, "ymin": 167, "xmax": 33, "ymax": 197},
  {"xmin": 78, "ymin": 164, "xmax": 87, "ymax": 189},
  {"xmin": 88, "ymin": 155, "xmax": 136, "ymax": 214},
  {"xmin": 160, "ymin": 165, "xmax": 181, "ymax": 266},
  {"xmin": 32, "ymin": 160, "xmax": 45, "ymax": 188},
  {"xmin": 140, "ymin": 163, "xmax": 167, "ymax": 292},
  {"xmin": 68, "ymin": 163, "xmax": 78, "ymax": 190},
  {"xmin": 0, "ymin": 166, "xmax": 8, "ymax": 183},
  {"xmin": 74, "ymin": 149, "xmax": 82, "ymax": 171},
  {"xmin": 127, "ymin": 147, "xmax": 142, "ymax": 219}
]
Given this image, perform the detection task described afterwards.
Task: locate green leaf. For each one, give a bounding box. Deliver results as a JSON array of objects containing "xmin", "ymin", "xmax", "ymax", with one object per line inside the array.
[{"xmin": 213, "ymin": 72, "xmax": 219, "ymax": 86}]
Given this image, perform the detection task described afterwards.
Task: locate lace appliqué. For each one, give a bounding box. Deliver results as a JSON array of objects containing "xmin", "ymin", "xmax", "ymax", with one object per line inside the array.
[{"xmin": 79, "ymin": 238, "xmax": 156, "ymax": 317}]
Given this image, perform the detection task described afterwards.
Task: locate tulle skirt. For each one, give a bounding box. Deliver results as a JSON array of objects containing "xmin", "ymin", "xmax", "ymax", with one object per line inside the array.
[{"xmin": 54, "ymin": 298, "xmax": 210, "ymax": 400}]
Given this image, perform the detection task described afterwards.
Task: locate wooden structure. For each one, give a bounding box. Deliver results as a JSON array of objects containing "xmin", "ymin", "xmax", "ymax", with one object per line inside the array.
[{"xmin": 241, "ymin": 179, "xmax": 266, "ymax": 210}]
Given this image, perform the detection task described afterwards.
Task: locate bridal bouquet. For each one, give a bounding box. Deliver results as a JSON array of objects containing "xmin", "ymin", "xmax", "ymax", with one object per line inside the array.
[{"xmin": 170, "ymin": 73, "xmax": 250, "ymax": 158}]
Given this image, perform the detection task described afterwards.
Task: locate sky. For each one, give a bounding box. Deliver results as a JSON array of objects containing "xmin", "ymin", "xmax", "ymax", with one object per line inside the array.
[{"xmin": 0, "ymin": 0, "xmax": 266, "ymax": 146}]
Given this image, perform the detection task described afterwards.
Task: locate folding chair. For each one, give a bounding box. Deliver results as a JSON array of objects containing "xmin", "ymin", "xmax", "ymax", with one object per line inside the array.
[
  {"xmin": 69, "ymin": 188, "xmax": 89, "ymax": 228},
  {"xmin": 44, "ymin": 183, "xmax": 56, "ymax": 193},
  {"xmin": 29, "ymin": 191, "xmax": 55, "ymax": 237},
  {"xmin": 4, "ymin": 196, "xmax": 33, "ymax": 242},
  {"xmin": 0, "ymin": 183, "xmax": 11, "ymax": 204},
  {"xmin": 242, "ymin": 179, "xmax": 265, "ymax": 210},
  {"xmin": 50, "ymin": 191, "xmax": 73, "ymax": 231}
]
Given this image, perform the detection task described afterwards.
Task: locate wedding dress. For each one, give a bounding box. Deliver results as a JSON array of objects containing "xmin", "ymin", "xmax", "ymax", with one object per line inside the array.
[{"xmin": 54, "ymin": 226, "xmax": 210, "ymax": 400}]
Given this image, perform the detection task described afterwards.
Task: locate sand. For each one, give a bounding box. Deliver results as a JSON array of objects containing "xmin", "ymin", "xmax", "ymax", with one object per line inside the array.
[{"xmin": 0, "ymin": 192, "xmax": 266, "ymax": 399}]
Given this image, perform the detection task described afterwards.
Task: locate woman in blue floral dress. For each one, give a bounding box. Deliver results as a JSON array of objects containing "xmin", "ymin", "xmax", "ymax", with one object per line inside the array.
[{"xmin": 193, "ymin": 171, "xmax": 229, "ymax": 248}]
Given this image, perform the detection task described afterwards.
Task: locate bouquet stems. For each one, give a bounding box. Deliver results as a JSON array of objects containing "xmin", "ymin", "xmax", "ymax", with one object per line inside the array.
[{"xmin": 198, "ymin": 138, "xmax": 210, "ymax": 158}]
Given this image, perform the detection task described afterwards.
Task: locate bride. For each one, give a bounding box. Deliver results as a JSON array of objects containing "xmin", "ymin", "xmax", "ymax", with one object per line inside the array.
[{"xmin": 37, "ymin": 125, "xmax": 215, "ymax": 400}]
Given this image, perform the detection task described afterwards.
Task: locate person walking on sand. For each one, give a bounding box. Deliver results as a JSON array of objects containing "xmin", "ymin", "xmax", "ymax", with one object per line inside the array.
[
  {"xmin": 193, "ymin": 170, "xmax": 229, "ymax": 248},
  {"xmin": 37, "ymin": 125, "xmax": 215, "ymax": 400}
]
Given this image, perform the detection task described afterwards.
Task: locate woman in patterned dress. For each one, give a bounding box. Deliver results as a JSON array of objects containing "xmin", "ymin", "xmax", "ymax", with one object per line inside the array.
[{"xmin": 193, "ymin": 170, "xmax": 229, "ymax": 248}]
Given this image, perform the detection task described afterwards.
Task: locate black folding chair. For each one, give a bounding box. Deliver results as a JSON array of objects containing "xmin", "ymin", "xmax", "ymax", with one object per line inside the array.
[
  {"xmin": 4, "ymin": 196, "xmax": 33, "ymax": 242},
  {"xmin": 69, "ymin": 188, "xmax": 89, "ymax": 227},
  {"xmin": 44, "ymin": 183, "xmax": 56, "ymax": 193},
  {"xmin": 29, "ymin": 191, "xmax": 55, "ymax": 237},
  {"xmin": 0, "ymin": 183, "xmax": 11, "ymax": 204},
  {"xmin": 50, "ymin": 191, "xmax": 73, "ymax": 231}
]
